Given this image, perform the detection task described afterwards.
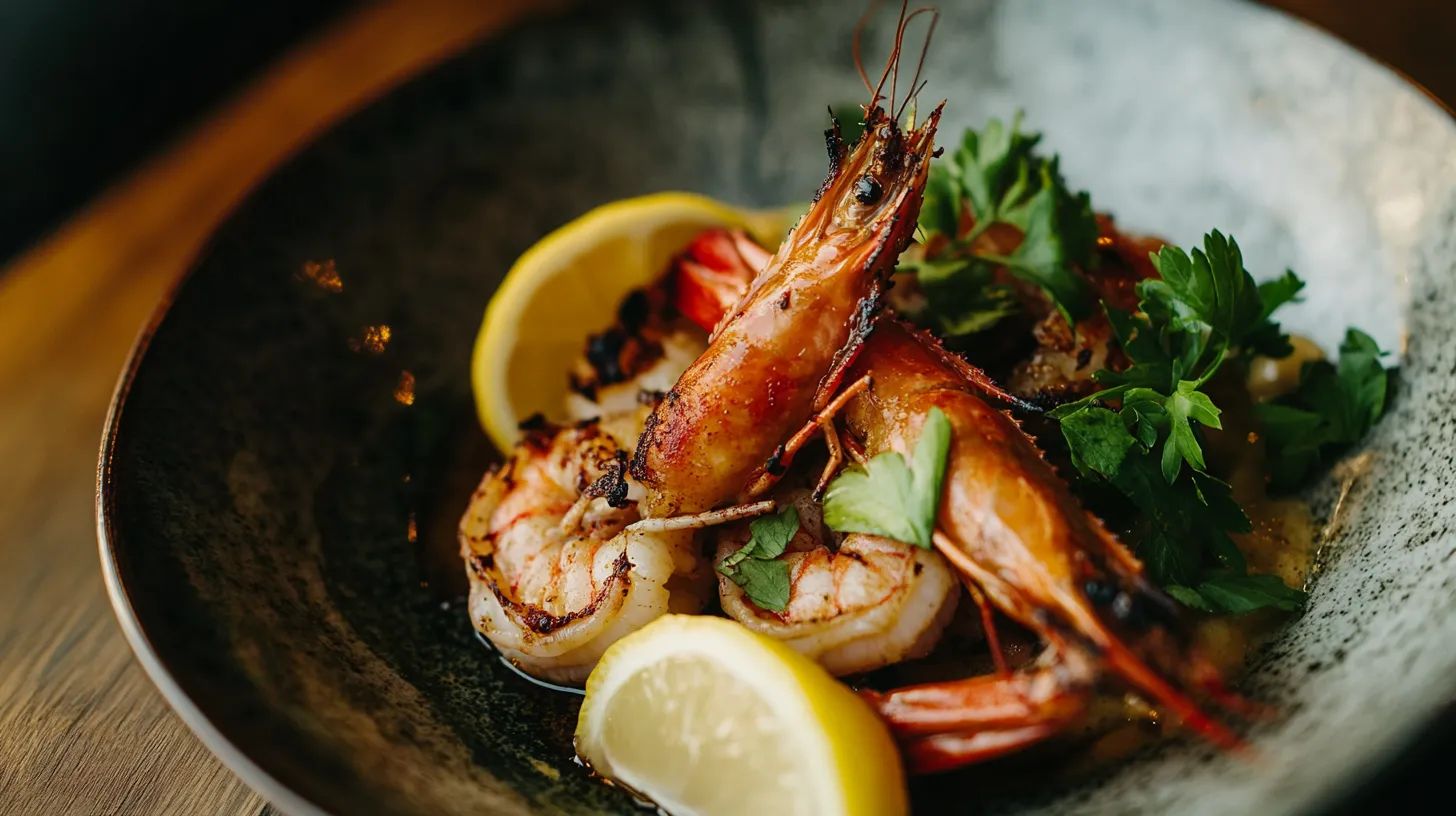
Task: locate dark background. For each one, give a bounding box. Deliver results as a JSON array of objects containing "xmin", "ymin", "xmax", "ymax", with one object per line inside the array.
[
  {"xmin": 0, "ymin": 0, "xmax": 1449, "ymax": 811},
  {"xmin": 0, "ymin": 0, "xmax": 356, "ymax": 262}
]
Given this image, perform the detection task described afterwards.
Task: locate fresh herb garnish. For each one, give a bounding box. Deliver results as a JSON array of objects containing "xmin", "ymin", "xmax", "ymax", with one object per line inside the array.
[
  {"xmin": 1053, "ymin": 232, "xmax": 1290, "ymax": 476},
  {"xmin": 1058, "ymin": 405, "xmax": 1253, "ymax": 596},
  {"xmin": 1049, "ymin": 231, "xmax": 1312, "ymax": 614},
  {"xmin": 822, "ymin": 408, "xmax": 952, "ymax": 549},
  {"xmin": 906, "ymin": 113, "xmax": 1099, "ymax": 334},
  {"xmin": 717, "ymin": 506, "xmax": 799, "ymax": 612},
  {"xmin": 1168, "ymin": 572, "xmax": 1306, "ymax": 614},
  {"xmin": 1255, "ymin": 328, "xmax": 1392, "ymax": 492}
]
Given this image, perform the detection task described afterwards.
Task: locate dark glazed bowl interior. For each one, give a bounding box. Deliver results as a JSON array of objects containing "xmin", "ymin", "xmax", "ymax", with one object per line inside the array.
[{"xmin": 99, "ymin": 1, "xmax": 1456, "ymax": 815}]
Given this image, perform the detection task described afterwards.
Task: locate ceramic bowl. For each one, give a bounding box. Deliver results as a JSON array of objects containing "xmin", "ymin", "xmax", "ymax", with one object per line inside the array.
[{"xmin": 98, "ymin": 0, "xmax": 1456, "ymax": 813}]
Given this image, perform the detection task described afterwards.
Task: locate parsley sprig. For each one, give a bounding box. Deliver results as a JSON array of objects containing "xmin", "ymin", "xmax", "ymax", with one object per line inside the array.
[
  {"xmin": 822, "ymin": 408, "xmax": 952, "ymax": 549},
  {"xmin": 1053, "ymin": 232, "xmax": 1293, "ymax": 478},
  {"xmin": 718, "ymin": 506, "xmax": 800, "ymax": 612},
  {"xmin": 907, "ymin": 113, "xmax": 1100, "ymax": 335},
  {"xmin": 1050, "ymin": 231, "xmax": 1316, "ymax": 613},
  {"xmin": 1255, "ymin": 328, "xmax": 1392, "ymax": 492}
]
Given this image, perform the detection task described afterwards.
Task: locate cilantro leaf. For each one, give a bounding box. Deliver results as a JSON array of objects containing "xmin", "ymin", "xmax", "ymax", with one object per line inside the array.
[
  {"xmin": 731, "ymin": 558, "xmax": 791, "ymax": 612},
  {"xmin": 823, "ymin": 408, "xmax": 952, "ymax": 549},
  {"xmin": 717, "ymin": 506, "xmax": 799, "ymax": 612},
  {"xmin": 1256, "ymin": 328, "xmax": 1392, "ymax": 491}
]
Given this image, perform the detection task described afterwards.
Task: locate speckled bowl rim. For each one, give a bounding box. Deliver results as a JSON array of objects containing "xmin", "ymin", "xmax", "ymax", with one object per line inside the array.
[{"xmin": 94, "ymin": 4, "xmax": 1456, "ymax": 815}]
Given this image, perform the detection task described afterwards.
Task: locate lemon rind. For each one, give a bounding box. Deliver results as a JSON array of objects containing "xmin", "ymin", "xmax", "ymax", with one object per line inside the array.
[{"xmin": 470, "ymin": 193, "xmax": 785, "ymax": 453}]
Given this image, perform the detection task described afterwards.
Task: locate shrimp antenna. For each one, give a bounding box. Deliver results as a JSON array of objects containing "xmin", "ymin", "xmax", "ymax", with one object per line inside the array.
[
  {"xmin": 853, "ymin": 0, "xmax": 887, "ymax": 104},
  {"xmin": 870, "ymin": 0, "xmax": 910, "ymax": 113},
  {"xmin": 894, "ymin": 8, "xmax": 939, "ymax": 122},
  {"xmin": 889, "ymin": 0, "xmax": 909, "ymax": 114}
]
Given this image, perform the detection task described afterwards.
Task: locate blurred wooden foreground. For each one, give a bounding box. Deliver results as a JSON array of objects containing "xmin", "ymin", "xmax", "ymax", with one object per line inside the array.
[
  {"xmin": 0, "ymin": 2, "xmax": 534, "ymax": 813},
  {"xmin": 0, "ymin": 0, "xmax": 1449, "ymax": 814}
]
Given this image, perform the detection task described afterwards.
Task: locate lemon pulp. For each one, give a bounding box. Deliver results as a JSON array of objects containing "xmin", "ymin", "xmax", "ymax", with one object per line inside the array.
[{"xmin": 575, "ymin": 615, "xmax": 907, "ymax": 816}]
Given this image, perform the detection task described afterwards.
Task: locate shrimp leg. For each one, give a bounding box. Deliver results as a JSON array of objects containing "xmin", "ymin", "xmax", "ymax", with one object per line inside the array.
[{"xmin": 743, "ymin": 374, "xmax": 874, "ymax": 499}]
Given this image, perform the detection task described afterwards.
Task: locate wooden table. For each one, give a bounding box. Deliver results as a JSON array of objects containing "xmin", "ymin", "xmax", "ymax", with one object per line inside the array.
[
  {"xmin": 0, "ymin": 1, "xmax": 1449, "ymax": 814},
  {"xmin": 0, "ymin": 3, "xmax": 536, "ymax": 813}
]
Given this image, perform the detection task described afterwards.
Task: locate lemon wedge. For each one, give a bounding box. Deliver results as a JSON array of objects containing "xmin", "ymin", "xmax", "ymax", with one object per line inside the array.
[
  {"xmin": 575, "ymin": 615, "xmax": 908, "ymax": 816},
  {"xmin": 471, "ymin": 193, "xmax": 788, "ymax": 453}
]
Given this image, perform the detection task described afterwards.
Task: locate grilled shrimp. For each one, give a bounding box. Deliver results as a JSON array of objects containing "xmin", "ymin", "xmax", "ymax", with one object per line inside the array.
[
  {"xmin": 671, "ymin": 228, "xmax": 961, "ymax": 675},
  {"xmin": 459, "ymin": 420, "xmax": 713, "ymax": 684},
  {"xmin": 630, "ymin": 100, "xmax": 944, "ymax": 517},
  {"xmin": 668, "ymin": 224, "xmax": 1248, "ymax": 772},
  {"xmin": 715, "ymin": 478, "xmax": 960, "ymax": 676},
  {"xmin": 844, "ymin": 320, "xmax": 1247, "ymax": 773},
  {"xmin": 462, "ymin": 31, "xmax": 946, "ymax": 682}
]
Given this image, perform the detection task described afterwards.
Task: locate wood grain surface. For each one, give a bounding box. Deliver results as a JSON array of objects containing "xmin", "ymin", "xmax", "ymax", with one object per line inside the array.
[
  {"xmin": 0, "ymin": 1, "xmax": 1450, "ymax": 815},
  {"xmin": 0, "ymin": 3, "xmax": 535, "ymax": 814}
]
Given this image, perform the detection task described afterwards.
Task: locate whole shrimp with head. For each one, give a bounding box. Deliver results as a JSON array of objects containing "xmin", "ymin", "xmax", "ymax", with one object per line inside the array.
[
  {"xmin": 657, "ymin": 50, "xmax": 1260, "ymax": 780},
  {"xmin": 462, "ymin": 4, "xmax": 946, "ymax": 684},
  {"xmin": 673, "ymin": 242, "xmax": 1263, "ymax": 774},
  {"xmin": 667, "ymin": 225, "xmax": 960, "ymax": 678},
  {"xmin": 841, "ymin": 320, "xmax": 1261, "ymax": 773},
  {"xmin": 625, "ymin": 6, "xmax": 964, "ymax": 677},
  {"xmin": 629, "ymin": 16, "xmax": 946, "ymax": 518}
]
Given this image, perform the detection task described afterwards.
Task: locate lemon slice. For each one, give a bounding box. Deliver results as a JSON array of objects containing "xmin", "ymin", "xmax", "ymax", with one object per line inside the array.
[
  {"xmin": 471, "ymin": 193, "xmax": 789, "ymax": 453},
  {"xmin": 575, "ymin": 615, "xmax": 907, "ymax": 816}
]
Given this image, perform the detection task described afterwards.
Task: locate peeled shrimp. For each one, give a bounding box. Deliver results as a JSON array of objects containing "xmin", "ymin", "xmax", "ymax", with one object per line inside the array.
[
  {"xmin": 715, "ymin": 478, "xmax": 959, "ymax": 676},
  {"xmin": 459, "ymin": 421, "xmax": 711, "ymax": 684}
]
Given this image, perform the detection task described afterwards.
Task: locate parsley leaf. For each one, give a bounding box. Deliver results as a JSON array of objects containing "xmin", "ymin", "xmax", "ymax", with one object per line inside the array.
[
  {"xmin": 919, "ymin": 163, "xmax": 960, "ymax": 239},
  {"xmin": 1170, "ymin": 573, "xmax": 1306, "ymax": 615},
  {"xmin": 1056, "ymin": 232, "xmax": 1284, "ymax": 483},
  {"xmin": 1058, "ymin": 405, "xmax": 1250, "ymax": 587},
  {"xmin": 906, "ymin": 114, "xmax": 1098, "ymax": 334},
  {"xmin": 822, "ymin": 408, "xmax": 952, "ymax": 549},
  {"xmin": 1163, "ymin": 380, "xmax": 1222, "ymax": 481},
  {"xmin": 731, "ymin": 559, "xmax": 791, "ymax": 612},
  {"xmin": 1256, "ymin": 328, "xmax": 1392, "ymax": 492},
  {"xmin": 904, "ymin": 258, "xmax": 1020, "ymax": 337},
  {"xmin": 1243, "ymin": 270, "xmax": 1306, "ymax": 358},
  {"xmin": 1151, "ymin": 231, "xmax": 1263, "ymax": 346},
  {"xmin": 718, "ymin": 506, "xmax": 799, "ymax": 612},
  {"xmin": 988, "ymin": 171, "xmax": 1099, "ymax": 327},
  {"xmin": 1048, "ymin": 230, "xmax": 1321, "ymax": 612}
]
